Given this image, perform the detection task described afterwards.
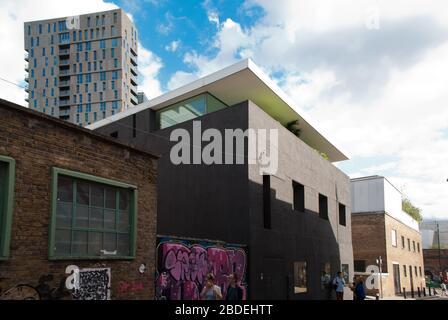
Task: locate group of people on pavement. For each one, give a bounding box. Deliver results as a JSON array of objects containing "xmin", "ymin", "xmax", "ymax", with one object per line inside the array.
[
  {"xmin": 439, "ymin": 272, "xmax": 447, "ymax": 296},
  {"xmin": 203, "ymin": 269, "xmax": 368, "ymax": 301},
  {"xmin": 200, "ymin": 273, "xmax": 243, "ymax": 300},
  {"xmin": 321, "ymin": 271, "xmax": 366, "ymax": 300}
]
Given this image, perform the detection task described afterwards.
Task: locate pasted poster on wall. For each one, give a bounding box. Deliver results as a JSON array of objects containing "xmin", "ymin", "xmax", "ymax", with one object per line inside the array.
[
  {"xmin": 155, "ymin": 236, "xmax": 248, "ymax": 300},
  {"xmin": 72, "ymin": 268, "xmax": 111, "ymax": 300}
]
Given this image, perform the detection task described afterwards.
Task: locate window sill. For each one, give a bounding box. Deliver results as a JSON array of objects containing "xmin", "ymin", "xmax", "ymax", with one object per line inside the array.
[
  {"xmin": 48, "ymin": 255, "xmax": 135, "ymax": 261},
  {"xmin": 293, "ymin": 291, "xmax": 308, "ymax": 295}
]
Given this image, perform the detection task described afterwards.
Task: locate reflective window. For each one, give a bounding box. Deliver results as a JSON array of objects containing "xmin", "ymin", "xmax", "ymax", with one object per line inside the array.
[
  {"xmin": 319, "ymin": 194, "xmax": 328, "ymax": 220},
  {"xmin": 292, "ymin": 181, "xmax": 305, "ymax": 212},
  {"xmin": 339, "ymin": 203, "xmax": 346, "ymax": 226},
  {"xmin": 294, "ymin": 262, "xmax": 307, "ymax": 294},
  {"xmin": 391, "ymin": 229, "xmax": 397, "ymax": 247},
  {"xmin": 52, "ymin": 173, "xmax": 135, "ymax": 258},
  {"xmin": 341, "ymin": 263, "xmax": 350, "ymax": 283},
  {"xmin": 156, "ymin": 93, "xmax": 227, "ymax": 130}
]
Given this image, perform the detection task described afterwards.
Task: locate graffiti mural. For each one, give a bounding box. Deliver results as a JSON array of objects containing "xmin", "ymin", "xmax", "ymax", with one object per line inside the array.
[
  {"xmin": 0, "ymin": 274, "xmax": 71, "ymax": 300},
  {"xmin": 155, "ymin": 237, "xmax": 248, "ymax": 300},
  {"xmin": 0, "ymin": 285, "xmax": 40, "ymax": 300},
  {"xmin": 72, "ymin": 268, "xmax": 111, "ymax": 300},
  {"xmin": 117, "ymin": 280, "xmax": 145, "ymax": 295}
]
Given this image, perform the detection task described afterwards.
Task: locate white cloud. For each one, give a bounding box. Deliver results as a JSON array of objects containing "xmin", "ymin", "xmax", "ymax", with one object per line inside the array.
[
  {"xmin": 280, "ymin": 69, "xmax": 340, "ymax": 110},
  {"xmin": 244, "ymin": 0, "xmax": 448, "ymax": 35},
  {"xmin": 203, "ymin": 0, "xmax": 220, "ymax": 28},
  {"xmin": 167, "ymin": 17, "xmax": 252, "ymax": 89},
  {"xmin": 0, "ymin": 0, "xmax": 163, "ymax": 105},
  {"xmin": 138, "ymin": 45, "xmax": 163, "ymax": 98},
  {"xmin": 166, "ymin": 0, "xmax": 448, "ymax": 219},
  {"xmin": 301, "ymin": 41, "xmax": 448, "ymax": 219},
  {"xmin": 353, "ymin": 162, "xmax": 398, "ymax": 176},
  {"xmin": 167, "ymin": 70, "xmax": 199, "ymax": 91},
  {"xmin": 207, "ymin": 11, "xmax": 220, "ymax": 28},
  {"xmin": 0, "ymin": 0, "xmax": 119, "ymax": 105},
  {"xmin": 165, "ymin": 39, "xmax": 181, "ymax": 52},
  {"xmin": 156, "ymin": 12, "xmax": 174, "ymax": 35}
]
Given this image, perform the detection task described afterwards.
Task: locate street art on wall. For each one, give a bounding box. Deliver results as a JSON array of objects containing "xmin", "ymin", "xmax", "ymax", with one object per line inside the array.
[
  {"xmin": 117, "ymin": 280, "xmax": 145, "ymax": 295},
  {"xmin": 155, "ymin": 236, "xmax": 248, "ymax": 300},
  {"xmin": 0, "ymin": 267, "xmax": 111, "ymax": 300},
  {"xmin": 72, "ymin": 268, "xmax": 111, "ymax": 300},
  {"xmin": 0, "ymin": 274, "xmax": 70, "ymax": 300},
  {"xmin": 0, "ymin": 285, "xmax": 40, "ymax": 300}
]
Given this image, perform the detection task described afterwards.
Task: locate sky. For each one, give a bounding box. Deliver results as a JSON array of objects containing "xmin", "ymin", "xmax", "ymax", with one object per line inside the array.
[{"xmin": 1, "ymin": 0, "xmax": 448, "ymax": 219}]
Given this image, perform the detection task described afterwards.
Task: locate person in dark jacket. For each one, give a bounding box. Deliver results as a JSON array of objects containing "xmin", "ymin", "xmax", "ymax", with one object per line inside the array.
[
  {"xmin": 225, "ymin": 273, "xmax": 243, "ymax": 301},
  {"xmin": 354, "ymin": 276, "xmax": 366, "ymax": 301}
]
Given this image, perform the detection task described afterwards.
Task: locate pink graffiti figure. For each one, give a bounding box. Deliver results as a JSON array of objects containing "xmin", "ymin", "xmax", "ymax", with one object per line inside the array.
[{"xmin": 156, "ymin": 241, "xmax": 247, "ymax": 300}]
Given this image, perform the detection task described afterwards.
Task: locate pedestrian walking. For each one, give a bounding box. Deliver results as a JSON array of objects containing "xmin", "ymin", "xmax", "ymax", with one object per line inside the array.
[
  {"xmin": 200, "ymin": 273, "xmax": 223, "ymax": 300},
  {"xmin": 332, "ymin": 271, "xmax": 346, "ymax": 300},
  {"xmin": 354, "ymin": 276, "xmax": 366, "ymax": 301},
  {"xmin": 441, "ymin": 282, "xmax": 447, "ymax": 297},
  {"xmin": 225, "ymin": 273, "xmax": 243, "ymax": 301},
  {"xmin": 350, "ymin": 276, "xmax": 356, "ymax": 300}
]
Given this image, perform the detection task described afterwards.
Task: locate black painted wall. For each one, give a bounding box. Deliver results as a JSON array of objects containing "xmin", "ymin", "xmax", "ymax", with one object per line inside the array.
[
  {"xmin": 94, "ymin": 100, "xmax": 353, "ymax": 300},
  {"xmin": 95, "ymin": 102, "xmax": 251, "ymax": 245}
]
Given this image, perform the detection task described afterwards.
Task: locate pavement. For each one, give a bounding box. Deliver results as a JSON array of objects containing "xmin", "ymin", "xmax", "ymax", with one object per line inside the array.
[{"xmin": 366, "ymin": 294, "xmax": 448, "ymax": 300}]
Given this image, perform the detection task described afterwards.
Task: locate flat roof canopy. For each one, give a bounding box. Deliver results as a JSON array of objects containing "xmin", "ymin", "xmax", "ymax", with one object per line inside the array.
[{"xmin": 88, "ymin": 59, "xmax": 349, "ymax": 162}]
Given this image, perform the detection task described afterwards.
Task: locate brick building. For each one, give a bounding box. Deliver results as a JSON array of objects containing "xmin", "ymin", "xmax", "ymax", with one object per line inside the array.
[
  {"xmin": 351, "ymin": 176, "xmax": 425, "ymax": 298},
  {"xmin": 423, "ymin": 249, "xmax": 448, "ymax": 280},
  {"xmin": 0, "ymin": 98, "xmax": 158, "ymax": 300},
  {"xmin": 420, "ymin": 219, "xmax": 448, "ymax": 279}
]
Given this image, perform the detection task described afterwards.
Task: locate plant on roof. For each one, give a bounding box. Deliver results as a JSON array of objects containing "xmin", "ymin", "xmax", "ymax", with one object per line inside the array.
[
  {"xmin": 286, "ymin": 119, "xmax": 301, "ymax": 137},
  {"xmin": 402, "ymin": 197, "xmax": 423, "ymax": 222}
]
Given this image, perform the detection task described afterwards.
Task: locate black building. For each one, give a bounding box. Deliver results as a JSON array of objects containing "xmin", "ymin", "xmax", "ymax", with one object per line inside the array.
[{"xmin": 88, "ymin": 59, "xmax": 354, "ymax": 300}]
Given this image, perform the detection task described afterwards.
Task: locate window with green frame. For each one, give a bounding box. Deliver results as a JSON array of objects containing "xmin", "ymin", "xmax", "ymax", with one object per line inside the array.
[
  {"xmin": 0, "ymin": 155, "xmax": 15, "ymax": 260},
  {"xmin": 50, "ymin": 168, "xmax": 137, "ymax": 259}
]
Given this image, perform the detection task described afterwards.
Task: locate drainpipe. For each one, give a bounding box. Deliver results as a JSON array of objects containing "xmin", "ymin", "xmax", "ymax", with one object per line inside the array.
[{"xmin": 436, "ymin": 221, "xmax": 442, "ymax": 274}]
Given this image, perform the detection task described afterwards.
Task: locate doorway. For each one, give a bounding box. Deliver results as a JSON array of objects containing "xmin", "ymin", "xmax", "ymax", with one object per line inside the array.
[
  {"xmin": 261, "ymin": 258, "xmax": 287, "ymax": 299},
  {"xmin": 392, "ymin": 264, "xmax": 401, "ymax": 294}
]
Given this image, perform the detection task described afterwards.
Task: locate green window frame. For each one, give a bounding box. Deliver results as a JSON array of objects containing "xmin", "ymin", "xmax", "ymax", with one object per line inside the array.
[
  {"xmin": 49, "ymin": 167, "xmax": 137, "ymax": 260},
  {"xmin": 0, "ymin": 155, "xmax": 15, "ymax": 261}
]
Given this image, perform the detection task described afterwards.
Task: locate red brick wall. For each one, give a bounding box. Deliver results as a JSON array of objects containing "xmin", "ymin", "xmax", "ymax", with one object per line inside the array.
[
  {"xmin": 424, "ymin": 249, "xmax": 448, "ymax": 277},
  {"xmin": 0, "ymin": 103, "xmax": 158, "ymax": 300},
  {"xmin": 352, "ymin": 212, "xmax": 426, "ymax": 297},
  {"xmin": 352, "ymin": 213, "xmax": 387, "ymax": 270}
]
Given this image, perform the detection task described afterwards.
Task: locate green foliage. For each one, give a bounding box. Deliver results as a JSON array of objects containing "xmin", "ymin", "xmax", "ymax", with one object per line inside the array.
[
  {"xmin": 315, "ymin": 149, "xmax": 329, "ymax": 161},
  {"xmin": 286, "ymin": 120, "xmax": 301, "ymax": 137},
  {"xmin": 402, "ymin": 198, "xmax": 423, "ymax": 222},
  {"xmin": 286, "ymin": 120, "xmax": 329, "ymax": 160}
]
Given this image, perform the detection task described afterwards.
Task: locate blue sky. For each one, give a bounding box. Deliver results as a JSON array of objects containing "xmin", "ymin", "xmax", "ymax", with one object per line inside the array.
[
  {"xmin": 112, "ymin": 0, "xmax": 264, "ymax": 88},
  {"xmin": 1, "ymin": 0, "xmax": 448, "ymax": 219}
]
